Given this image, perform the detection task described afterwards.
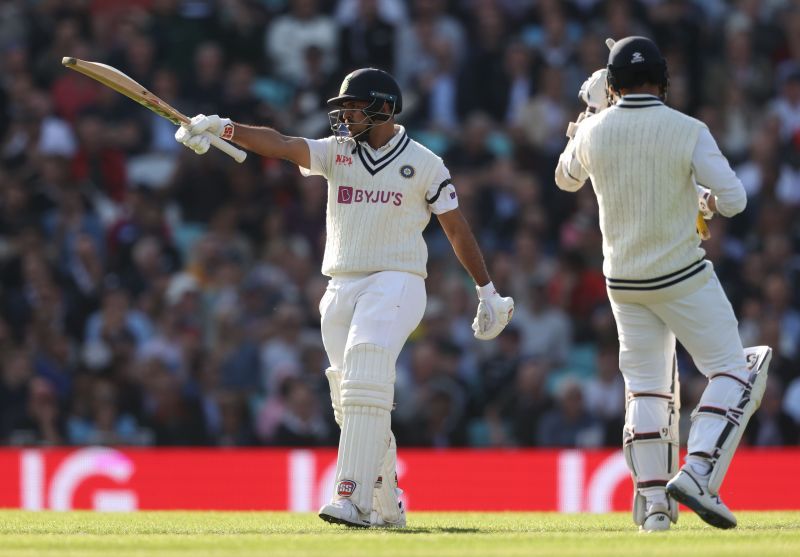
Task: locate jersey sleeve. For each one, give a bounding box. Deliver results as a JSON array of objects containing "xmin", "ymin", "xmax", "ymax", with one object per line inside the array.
[
  {"xmin": 425, "ymin": 162, "xmax": 459, "ymax": 215},
  {"xmin": 691, "ymin": 127, "xmax": 747, "ymax": 217},
  {"xmin": 299, "ymin": 137, "xmax": 334, "ymax": 178}
]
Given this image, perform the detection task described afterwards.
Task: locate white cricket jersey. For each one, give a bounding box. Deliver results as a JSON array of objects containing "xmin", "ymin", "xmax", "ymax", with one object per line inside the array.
[
  {"xmin": 555, "ymin": 95, "xmax": 746, "ymax": 300},
  {"xmin": 299, "ymin": 125, "xmax": 458, "ymax": 278}
]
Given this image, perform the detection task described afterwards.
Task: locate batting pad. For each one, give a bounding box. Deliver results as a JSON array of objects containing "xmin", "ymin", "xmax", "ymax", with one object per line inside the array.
[
  {"xmin": 334, "ymin": 343, "xmax": 395, "ymax": 514},
  {"xmin": 374, "ymin": 431, "xmax": 402, "ymax": 523},
  {"xmin": 624, "ymin": 392, "xmax": 679, "ymax": 525},
  {"xmin": 688, "ymin": 346, "xmax": 771, "ymax": 494}
]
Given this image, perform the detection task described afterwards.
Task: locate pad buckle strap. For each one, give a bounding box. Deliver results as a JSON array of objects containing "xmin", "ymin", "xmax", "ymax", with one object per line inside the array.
[
  {"xmin": 708, "ymin": 371, "xmax": 751, "ymax": 391},
  {"xmin": 692, "ymin": 404, "xmax": 743, "ymax": 426},
  {"xmin": 627, "ymin": 392, "xmax": 673, "ymax": 403}
]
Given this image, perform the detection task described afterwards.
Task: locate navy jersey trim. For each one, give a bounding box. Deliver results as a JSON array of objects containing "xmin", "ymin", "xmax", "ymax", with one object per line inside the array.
[
  {"xmin": 357, "ymin": 134, "xmax": 411, "ymax": 176},
  {"xmin": 426, "ymin": 178, "xmax": 453, "ymax": 204},
  {"xmin": 607, "ymin": 261, "xmax": 707, "ymax": 291},
  {"xmin": 606, "ymin": 258, "xmax": 705, "ymax": 284}
]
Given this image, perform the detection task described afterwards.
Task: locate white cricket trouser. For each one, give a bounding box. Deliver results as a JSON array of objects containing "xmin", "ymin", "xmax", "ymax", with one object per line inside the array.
[
  {"xmin": 319, "ymin": 271, "xmax": 426, "ymax": 363},
  {"xmin": 610, "ymin": 273, "xmax": 747, "ymax": 394},
  {"xmin": 319, "ymin": 271, "xmax": 425, "ymax": 512}
]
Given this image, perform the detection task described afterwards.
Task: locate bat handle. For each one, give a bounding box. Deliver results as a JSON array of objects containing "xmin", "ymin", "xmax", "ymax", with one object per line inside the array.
[
  {"xmin": 204, "ymin": 132, "xmax": 247, "ymax": 163},
  {"xmin": 696, "ymin": 212, "xmax": 711, "ymax": 241}
]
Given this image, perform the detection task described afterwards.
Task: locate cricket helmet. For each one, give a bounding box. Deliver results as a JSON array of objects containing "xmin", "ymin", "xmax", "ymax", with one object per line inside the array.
[
  {"xmin": 327, "ymin": 68, "xmax": 402, "ymax": 141},
  {"xmin": 606, "ymin": 36, "xmax": 669, "ymax": 99}
]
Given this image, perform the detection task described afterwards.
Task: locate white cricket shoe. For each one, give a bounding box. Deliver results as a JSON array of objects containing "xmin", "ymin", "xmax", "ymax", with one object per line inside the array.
[
  {"xmin": 640, "ymin": 501, "xmax": 671, "ymax": 533},
  {"xmin": 666, "ymin": 466, "xmax": 737, "ymax": 529},
  {"xmin": 318, "ymin": 499, "xmax": 370, "ymax": 528},
  {"xmin": 371, "ymin": 498, "xmax": 406, "ymax": 528}
]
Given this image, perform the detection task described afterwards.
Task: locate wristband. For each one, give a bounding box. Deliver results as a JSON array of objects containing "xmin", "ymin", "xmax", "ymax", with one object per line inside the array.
[{"xmin": 477, "ymin": 281, "xmax": 496, "ymax": 300}]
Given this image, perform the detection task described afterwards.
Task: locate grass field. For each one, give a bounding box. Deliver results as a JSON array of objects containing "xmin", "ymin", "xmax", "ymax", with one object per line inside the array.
[{"xmin": 1, "ymin": 510, "xmax": 799, "ymax": 557}]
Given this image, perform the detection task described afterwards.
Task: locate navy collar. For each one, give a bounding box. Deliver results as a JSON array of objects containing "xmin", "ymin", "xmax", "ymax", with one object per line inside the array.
[
  {"xmin": 354, "ymin": 126, "xmax": 411, "ymax": 176},
  {"xmin": 617, "ymin": 94, "xmax": 663, "ymax": 108}
]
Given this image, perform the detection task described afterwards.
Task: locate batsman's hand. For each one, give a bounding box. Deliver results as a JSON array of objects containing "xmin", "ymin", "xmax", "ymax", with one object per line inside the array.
[
  {"xmin": 472, "ymin": 283, "xmax": 515, "ymax": 341},
  {"xmin": 174, "ymin": 114, "xmax": 233, "ymax": 155},
  {"xmin": 697, "ymin": 185, "xmax": 714, "ymax": 220},
  {"xmin": 578, "ymin": 69, "xmax": 609, "ymax": 112}
]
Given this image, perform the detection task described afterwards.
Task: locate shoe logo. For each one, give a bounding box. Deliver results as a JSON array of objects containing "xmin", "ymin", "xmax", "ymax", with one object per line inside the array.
[
  {"xmin": 337, "ymin": 480, "xmax": 357, "ymax": 497},
  {"xmin": 631, "ymin": 51, "xmax": 645, "ymax": 64}
]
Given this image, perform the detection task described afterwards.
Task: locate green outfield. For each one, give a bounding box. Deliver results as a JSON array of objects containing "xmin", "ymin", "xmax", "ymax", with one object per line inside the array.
[{"xmin": 1, "ymin": 510, "xmax": 799, "ymax": 557}]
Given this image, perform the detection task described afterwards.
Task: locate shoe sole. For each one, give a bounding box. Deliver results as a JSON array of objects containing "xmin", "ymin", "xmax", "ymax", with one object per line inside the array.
[
  {"xmin": 318, "ymin": 512, "xmax": 370, "ymax": 528},
  {"xmin": 666, "ymin": 485, "xmax": 736, "ymax": 529}
]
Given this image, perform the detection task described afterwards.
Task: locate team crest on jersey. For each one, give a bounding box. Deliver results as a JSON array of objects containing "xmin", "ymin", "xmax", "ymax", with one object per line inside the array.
[{"xmin": 399, "ymin": 164, "xmax": 415, "ymax": 179}]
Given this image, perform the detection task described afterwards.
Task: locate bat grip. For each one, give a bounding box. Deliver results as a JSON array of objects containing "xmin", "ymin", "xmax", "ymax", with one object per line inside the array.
[
  {"xmin": 696, "ymin": 212, "xmax": 711, "ymax": 241},
  {"xmin": 204, "ymin": 132, "xmax": 247, "ymax": 163}
]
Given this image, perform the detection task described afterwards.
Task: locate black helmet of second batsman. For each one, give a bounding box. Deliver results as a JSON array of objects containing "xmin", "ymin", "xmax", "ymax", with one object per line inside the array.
[
  {"xmin": 607, "ymin": 36, "xmax": 669, "ymax": 100},
  {"xmin": 327, "ymin": 68, "xmax": 402, "ymax": 141}
]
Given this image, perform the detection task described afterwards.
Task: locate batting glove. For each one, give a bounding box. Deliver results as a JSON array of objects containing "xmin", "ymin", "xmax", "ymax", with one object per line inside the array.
[
  {"xmin": 578, "ymin": 69, "xmax": 609, "ymax": 113},
  {"xmin": 697, "ymin": 185, "xmax": 714, "ymax": 220},
  {"xmin": 174, "ymin": 114, "xmax": 234, "ymax": 155},
  {"xmin": 472, "ymin": 282, "xmax": 515, "ymax": 341}
]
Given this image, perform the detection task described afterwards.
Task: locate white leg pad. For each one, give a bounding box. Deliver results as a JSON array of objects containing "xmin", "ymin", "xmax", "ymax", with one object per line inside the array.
[
  {"xmin": 334, "ymin": 343, "xmax": 394, "ymax": 514},
  {"xmin": 328, "ymin": 365, "xmax": 401, "ymax": 521},
  {"xmin": 373, "ymin": 431, "xmax": 402, "ymax": 523},
  {"xmin": 325, "ymin": 368, "xmax": 343, "ymax": 427},
  {"xmin": 688, "ymin": 346, "xmax": 771, "ymax": 495},
  {"xmin": 625, "ymin": 360, "xmax": 680, "ymax": 526}
]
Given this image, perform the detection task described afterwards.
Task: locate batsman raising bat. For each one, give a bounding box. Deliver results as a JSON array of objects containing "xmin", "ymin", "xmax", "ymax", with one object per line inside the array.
[
  {"xmin": 554, "ymin": 36, "xmax": 771, "ymax": 532},
  {"xmin": 175, "ymin": 67, "xmax": 513, "ymax": 528}
]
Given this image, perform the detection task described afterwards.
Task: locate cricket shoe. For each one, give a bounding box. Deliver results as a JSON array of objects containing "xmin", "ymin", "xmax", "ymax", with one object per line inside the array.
[
  {"xmin": 318, "ymin": 499, "xmax": 370, "ymax": 528},
  {"xmin": 640, "ymin": 501, "xmax": 671, "ymax": 533},
  {"xmin": 371, "ymin": 497, "xmax": 406, "ymax": 528},
  {"xmin": 666, "ymin": 466, "xmax": 736, "ymax": 529}
]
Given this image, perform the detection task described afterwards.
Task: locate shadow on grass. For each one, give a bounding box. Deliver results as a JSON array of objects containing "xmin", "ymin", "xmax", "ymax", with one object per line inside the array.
[{"xmin": 384, "ymin": 527, "xmax": 481, "ymax": 534}]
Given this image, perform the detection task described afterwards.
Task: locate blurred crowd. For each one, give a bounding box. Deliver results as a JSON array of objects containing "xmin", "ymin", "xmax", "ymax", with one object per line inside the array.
[{"xmin": 1, "ymin": 0, "xmax": 800, "ymax": 450}]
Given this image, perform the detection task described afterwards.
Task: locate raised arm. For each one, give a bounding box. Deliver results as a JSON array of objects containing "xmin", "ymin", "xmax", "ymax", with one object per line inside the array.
[
  {"xmin": 228, "ymin": 123, "xmax": 310, "ymax": 169},
  {"xmin": 175, "ymin": 114, "xmax": 310, "ymax": 169}
]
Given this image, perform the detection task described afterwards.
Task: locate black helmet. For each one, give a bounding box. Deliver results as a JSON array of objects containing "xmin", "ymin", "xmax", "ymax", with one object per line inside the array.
[
  {"xmin": 327, "ymin": 68, "xmax": 402, "ymax": 141},
  {"xmin": 606, "ymin": 36, "xmax": 669, "ymax": 98}
]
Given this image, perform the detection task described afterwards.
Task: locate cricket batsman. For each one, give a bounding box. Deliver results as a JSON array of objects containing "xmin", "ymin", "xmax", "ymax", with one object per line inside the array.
[
  {"xmin": 555, "ymin": 36, "xmax": 771, "ymax": 531},
  {"xmin": 174, "ymin": 67, "xmax": 514, "ymax": 527}
]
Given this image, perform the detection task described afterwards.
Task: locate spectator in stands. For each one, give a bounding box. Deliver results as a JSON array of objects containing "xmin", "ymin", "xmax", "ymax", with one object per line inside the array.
[{"xmin": 0, "ymin": 0, "xmax": 798, "ymax": 452}]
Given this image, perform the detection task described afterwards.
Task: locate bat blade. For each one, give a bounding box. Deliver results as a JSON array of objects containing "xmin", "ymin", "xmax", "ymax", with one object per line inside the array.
[
  {"xmin": 62, "ymin": 57, "xmax": 186, "ymax": 125},
  {"xmin": 61, "ymin": 57, "xmax": 246, "ymax": 162}
]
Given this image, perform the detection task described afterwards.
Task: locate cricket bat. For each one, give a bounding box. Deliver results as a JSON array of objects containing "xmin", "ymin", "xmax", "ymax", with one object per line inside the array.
[
  {"xmin": 62, "ymin": 57, "xmax": 246, "ymax": 163},
  {"xmin": 697, "ymin": 212, "xmax": 710, "ymax": 240}
]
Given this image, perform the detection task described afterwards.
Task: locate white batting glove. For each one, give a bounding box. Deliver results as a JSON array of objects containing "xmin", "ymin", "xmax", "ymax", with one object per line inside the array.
[
  {"xmin": 578, "ymin": 69, "xmax": 609, "ymax": 113},
  {"xmin": 471, "ymin": 282, "xmax": 515, "ymax": 341},
  {"xmin": 174, "ymin": 114, "xmax": 233, "ymax": 155},
  {"xmin": 697, "ymin": 185, "xmax": 714, "ymax": 220}
]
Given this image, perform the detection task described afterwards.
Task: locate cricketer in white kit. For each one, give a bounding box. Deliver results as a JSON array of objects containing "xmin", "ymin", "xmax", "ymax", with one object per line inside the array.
[
  {"xmin": 175, "ymin": 67, "xmax": 514, "ymax": 528},
  {"xmin": 555, "ymin": 36, "xmax": 772, "ymax": 532}
]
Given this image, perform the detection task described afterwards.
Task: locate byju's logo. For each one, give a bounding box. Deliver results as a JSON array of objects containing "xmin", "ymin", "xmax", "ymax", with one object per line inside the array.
[
  {"xmin": 338, "ymin": 186, "xmax": 353, "ymax": 204},
  {"xmin": 336, "ymin": 186, "xmax": 403, "ymax": 206}
]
